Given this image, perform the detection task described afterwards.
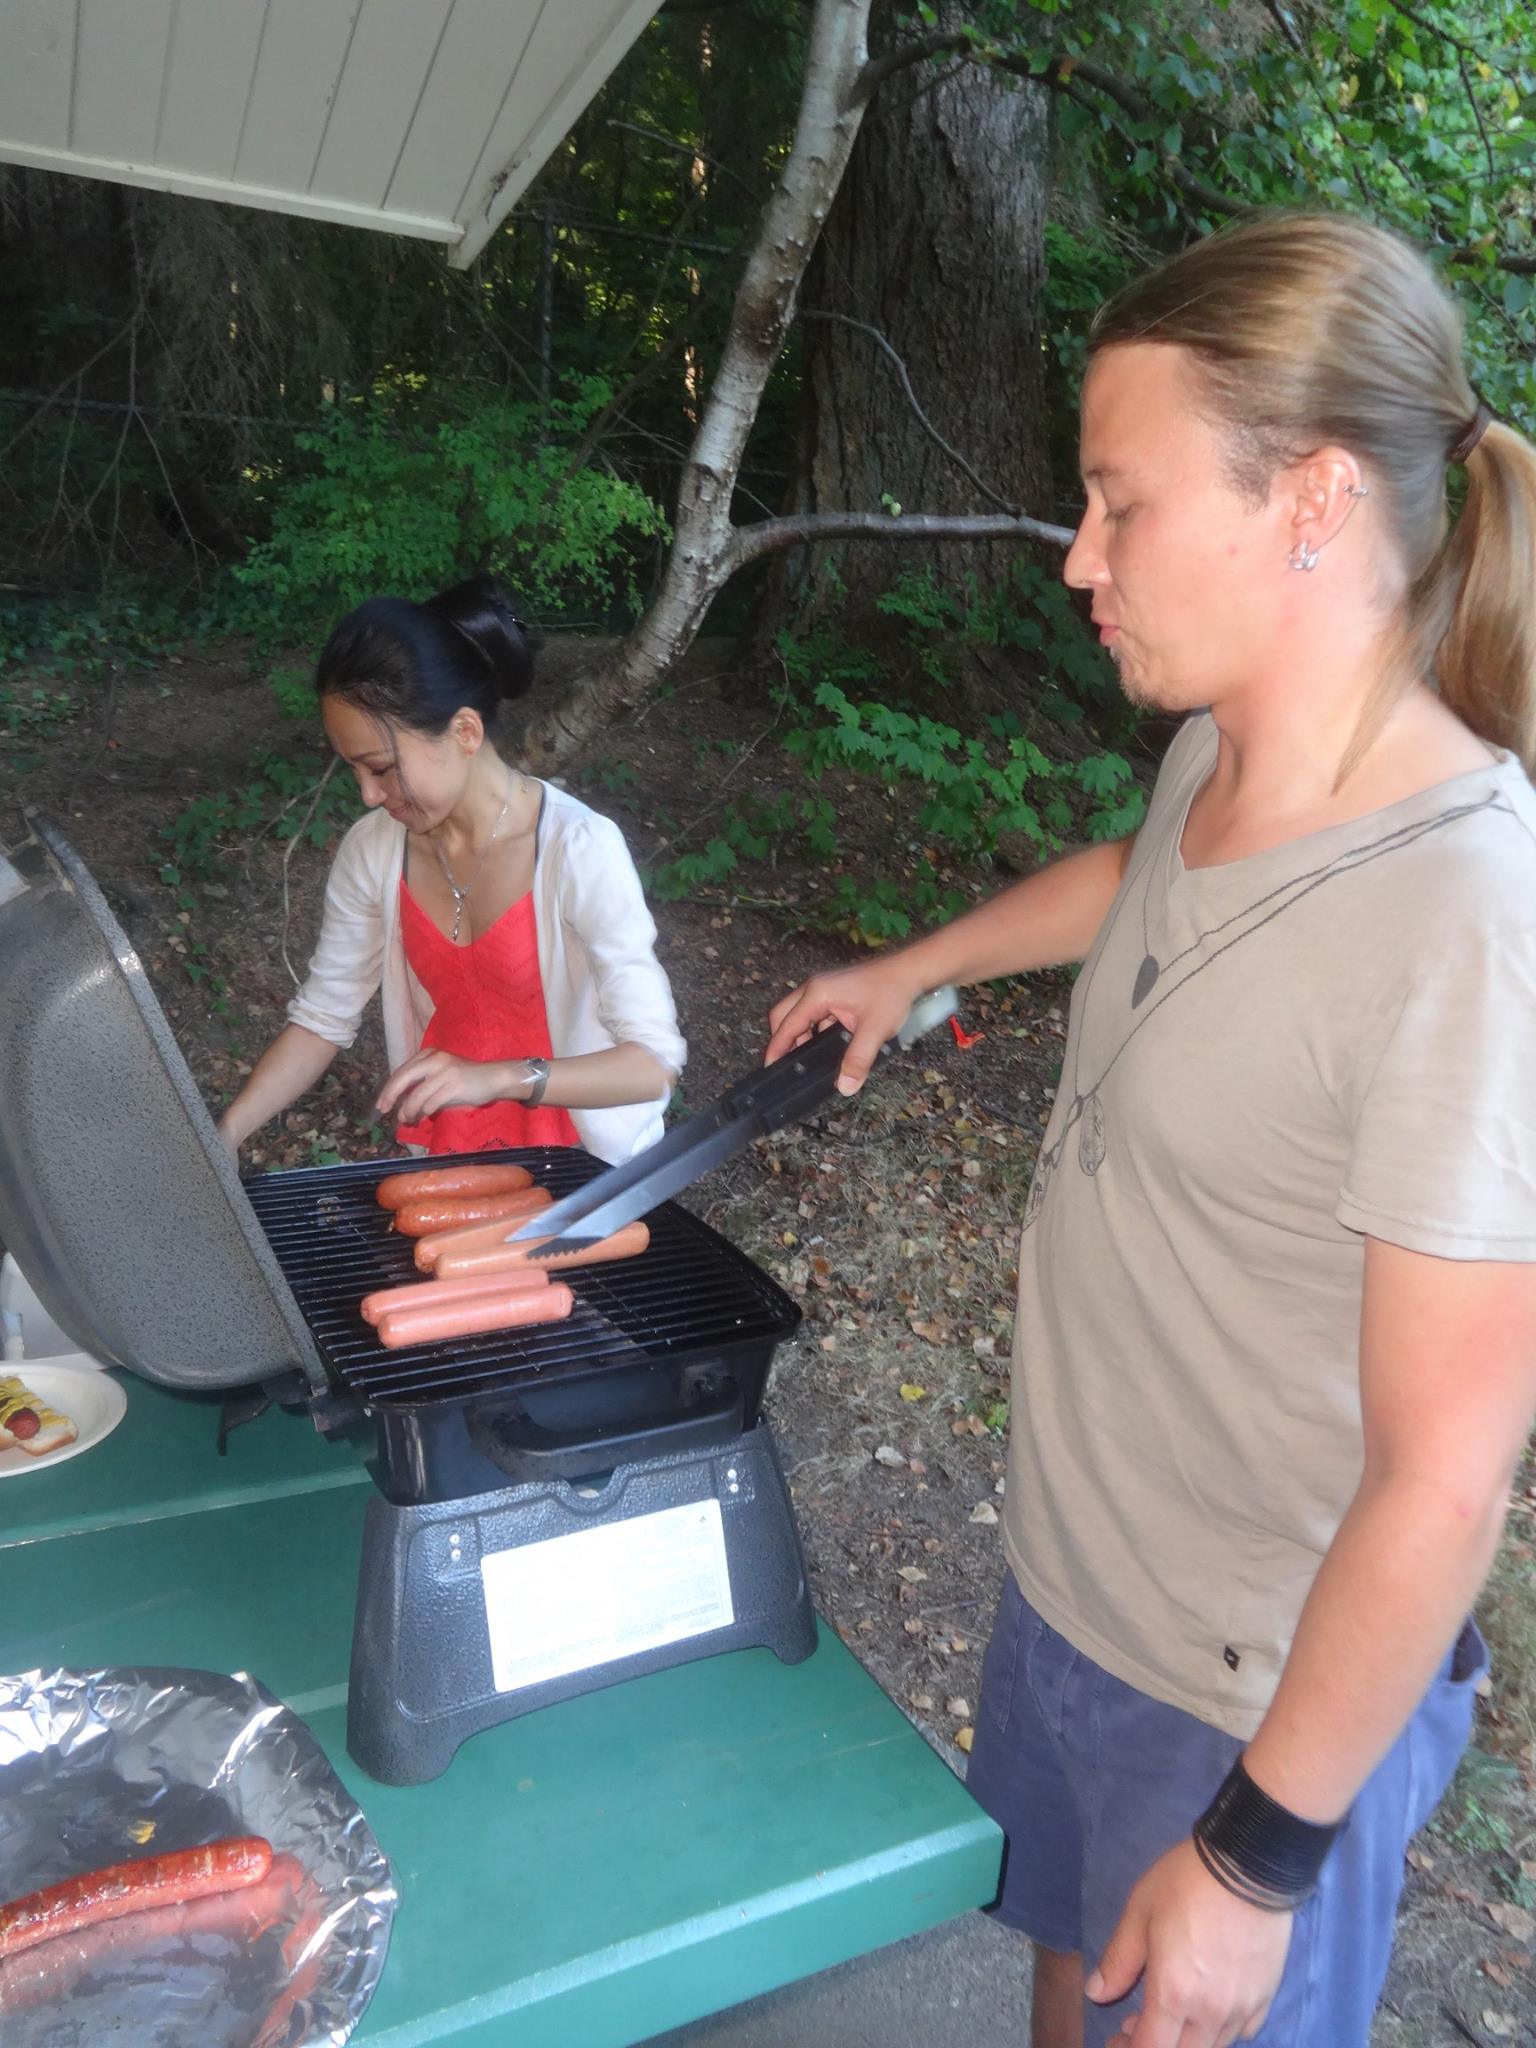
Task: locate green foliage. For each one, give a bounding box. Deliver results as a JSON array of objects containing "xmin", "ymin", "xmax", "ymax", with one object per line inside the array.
[
  {"xmin": 873, "ymin": 562, "xmax": 1134, "ymax": 731},
  {"xmin": 158, "ymin": 752, "xmax": 362, "ymax": 882},
  {"xmin": 0, "ymin": 594, "xmax": 186, "ymax": 685},
  {"xmin": 650, "ymin": 559, "xmax": 1146, "ymax": 943},
  {"xmin": 234, "ymin": 380, "xmax": 669, "ymax": 632},
  {"xmin": 785, "ymin": 678, "xmax": 1143, "ymax": 860},
  {"xmin": 267, "ymin": 665, "xmax": 313, "ymax": 722},
  {"xmin": 1022, "ymin": 0, "xmax": 1536, "ymax": 431},
  {"xmin": 0, "ymin": 681, "xmax": 78, "ymax": 768}
]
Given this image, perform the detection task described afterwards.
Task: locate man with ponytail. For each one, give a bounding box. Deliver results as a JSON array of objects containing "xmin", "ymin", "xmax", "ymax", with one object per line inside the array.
[{"xmin": 768, "ymin": 212, "xmax": 1536, "ymax": 2046}]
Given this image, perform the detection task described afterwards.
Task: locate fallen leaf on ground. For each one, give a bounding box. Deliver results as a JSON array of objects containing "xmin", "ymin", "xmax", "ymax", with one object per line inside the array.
[
  {"xmin": 1487, "ymin": 1903, "xmax": 1535, "ymax": 1943},
  {"xmin": 899, "ymin": 1383, "xmax": 927, "ymax": 1402},
  {"xmin": 897, "ymin": 1565, "xmax": 928, "ymax": 1584},
  {"xmin": 955, "ymin": 1727, "xmax": 975, "ymax": 1753},
  {"xmin": 970, "ymin": 1501, "xmax": 1000, "ymax": 1526},
  {"xmin": 947, "ymin": 1697, "xmax": 971, "ymax": 1719},
  {"xmin": 874, "ymin": 1444, "xmax": 907, "ymax": 1468},
  {"xmin": 1480, "ymin": 2013, "xmax": 1515, "ymax": 2039}
]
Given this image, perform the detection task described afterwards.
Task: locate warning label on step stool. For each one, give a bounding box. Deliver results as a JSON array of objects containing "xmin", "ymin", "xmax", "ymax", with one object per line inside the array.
[{"xmin": 481, "ymin": 1498, "xmax": 736, "ymax": 1693}]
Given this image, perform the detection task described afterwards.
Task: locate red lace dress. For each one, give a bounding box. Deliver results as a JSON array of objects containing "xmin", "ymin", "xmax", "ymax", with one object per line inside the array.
[{"xmin": 393, "ymin": 879, "xmax": 580, "ymax": 1155}]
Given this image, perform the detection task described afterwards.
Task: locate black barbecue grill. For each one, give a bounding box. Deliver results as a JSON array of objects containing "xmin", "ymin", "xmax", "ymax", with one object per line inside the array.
[
  {"xmin": 244, "ymin": 1147, "xmax": 800, "ymax": 1500},
  {"xmin": 0, "ymin": 815, "xmax": 818, "ymax": 1785}
]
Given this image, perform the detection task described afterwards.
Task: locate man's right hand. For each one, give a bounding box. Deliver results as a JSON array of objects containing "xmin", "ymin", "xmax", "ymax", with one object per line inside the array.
[{"xmin": 766, "ymin": 957, "xmax": 923, "ymax": 1095}]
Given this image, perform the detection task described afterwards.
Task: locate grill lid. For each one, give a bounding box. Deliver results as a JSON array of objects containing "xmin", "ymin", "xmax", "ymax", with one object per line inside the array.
[{"xmin": 0, "ymin": 814, "xmax": 327, "ymax": 1393}]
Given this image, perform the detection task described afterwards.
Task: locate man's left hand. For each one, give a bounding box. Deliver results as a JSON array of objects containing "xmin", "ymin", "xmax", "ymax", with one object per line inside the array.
[
  {"xmin": 377, "ymin": 1051, "xmax": 518, "ymax": 1126},
  {"xmin": 1088, "ymin": 1838, "xmax": 1293, "ymax": 2047}
]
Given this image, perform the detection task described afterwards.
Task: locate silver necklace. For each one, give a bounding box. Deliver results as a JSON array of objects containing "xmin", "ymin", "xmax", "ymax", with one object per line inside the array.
[{"xmin": 433, "ymin": 794, "xmax": 511, "ymax": 943}]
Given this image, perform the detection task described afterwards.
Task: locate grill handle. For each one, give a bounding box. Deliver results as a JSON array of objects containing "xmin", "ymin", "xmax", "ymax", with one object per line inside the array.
[{"xmin": 464, "ymin": 1376, "xmax": 747, "ymax": 1485}]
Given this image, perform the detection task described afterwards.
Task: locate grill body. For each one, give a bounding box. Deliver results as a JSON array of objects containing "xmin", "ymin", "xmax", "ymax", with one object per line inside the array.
[{"xmin": 243, "ymin": 1150, "xmax": 801, "ymax": 1504}]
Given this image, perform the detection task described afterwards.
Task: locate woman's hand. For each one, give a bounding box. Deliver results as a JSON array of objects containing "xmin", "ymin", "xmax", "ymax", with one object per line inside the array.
[
  {"xmin": 766, "ymin": 956, "xmax": 925, "ymax": 1095},
  {"xmin": 377, "ymin": 1051, "xmax": 526, "ymax": 1127}
]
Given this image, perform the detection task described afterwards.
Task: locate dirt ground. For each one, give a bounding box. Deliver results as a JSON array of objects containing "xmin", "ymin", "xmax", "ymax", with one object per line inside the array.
[{"xmin": 2, "ymin": 636, "xmax": 1533, "ymax": 2046}]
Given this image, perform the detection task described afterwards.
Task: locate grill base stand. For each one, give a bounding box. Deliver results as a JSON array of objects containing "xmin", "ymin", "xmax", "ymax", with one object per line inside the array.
[{"xmin": 348, "ymin": 1418, "xmax": 816, "ymax": 1785}]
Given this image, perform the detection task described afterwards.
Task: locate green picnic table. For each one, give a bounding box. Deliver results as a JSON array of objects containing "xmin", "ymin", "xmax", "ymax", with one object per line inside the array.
[{"xmin": 0, "ymin": 1372, "xmax": 1002, "ymax": 2047}]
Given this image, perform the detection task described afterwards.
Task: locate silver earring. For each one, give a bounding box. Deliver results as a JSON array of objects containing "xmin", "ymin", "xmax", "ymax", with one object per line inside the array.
[
  {"xmin": 1288, "ymin": 539, "xmax": 1321, "ymax": 572},
  {"xmin": 1343, "ymin": 482, "xmax": 1369, "ymax": 499}
]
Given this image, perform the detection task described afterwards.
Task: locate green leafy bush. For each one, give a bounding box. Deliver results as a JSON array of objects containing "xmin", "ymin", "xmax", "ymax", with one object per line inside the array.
[{"xmin": 234, "ymin": 380, "xmax": 668, "ymax": 630}]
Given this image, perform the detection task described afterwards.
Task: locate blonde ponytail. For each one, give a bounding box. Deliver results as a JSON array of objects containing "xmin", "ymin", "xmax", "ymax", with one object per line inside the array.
[
  {"xmin": 1090, "ymin": 211, "xmax": 1536, "ymax": 772},
  {"xmin": 1433, "ymin": 423, "xmax": 1536, "ymax": 768}
]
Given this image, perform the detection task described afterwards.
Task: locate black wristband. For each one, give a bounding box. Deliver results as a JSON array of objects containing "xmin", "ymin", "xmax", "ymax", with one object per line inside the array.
[{"xmin": 1192, "ymin": 1758, "xmax": 1344, "ymax": 1912}]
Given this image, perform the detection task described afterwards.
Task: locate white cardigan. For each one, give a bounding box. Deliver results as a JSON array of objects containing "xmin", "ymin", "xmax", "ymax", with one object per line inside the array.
[{"xmin": 286, "ymin": 786, "xmax": 686, "ymax": 1163}]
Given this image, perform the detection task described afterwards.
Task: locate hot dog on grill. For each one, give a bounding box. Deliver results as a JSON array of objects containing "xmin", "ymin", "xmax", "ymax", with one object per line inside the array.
[
  {"xmin": 392, "ymin": 1185, "xmax": 552, "ymax": 1240},
  {"xmin": 0, "ymin": 1837, "xmax": 273, "ymax": 1963},
  {"xmin": 433, "ymin": 1221, "xmax": 650, "ymax": 1283},
  {"xmin": 376, "ymin": 1280, "xmax": 575, "ymax": 1350},
  {"xmin": 360, "ymin": 1268, "xmax": 553, "ymax": 1326},
  {"xmin": 411, "ymin": 1204, "xmax": 575, "ymax": 1273},
  {"xmin": 375, "ymin": 1164, "xmax": 532, "ymax": 1211}
]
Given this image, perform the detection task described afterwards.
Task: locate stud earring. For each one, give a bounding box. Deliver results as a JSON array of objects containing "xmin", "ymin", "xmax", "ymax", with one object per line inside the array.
[
  {"xmin": 1288, "ymin": 539, "xmax": 1321, "ymax": 572},
  {"xmin": 1343, "ymin": 482, "xmax": 1369, "ymax": 499}
]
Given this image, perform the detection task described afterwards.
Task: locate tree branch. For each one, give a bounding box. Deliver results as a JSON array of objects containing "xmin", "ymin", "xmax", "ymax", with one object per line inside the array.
[
  {"xmin": 1380, "ymin": 0, "xmax": 1522, "ymax": 83},
  {"xmin": 853, "ymin": 28, "xmax": 975, "ymax": 103},
  {"xmin": 799, "ymin": 309, "xmax": 1024, "ymax": 514},
  {"xmin": 725, "ymin": 509, "xmax": 1075, "ymax": 574},
  {"xmin": 1458, "ymin": 47, "xmax": 1496, "ymax": 184},
  {"xmin": 1054, "ymin": 76, "xmax": 1243, "ymax": 217}
]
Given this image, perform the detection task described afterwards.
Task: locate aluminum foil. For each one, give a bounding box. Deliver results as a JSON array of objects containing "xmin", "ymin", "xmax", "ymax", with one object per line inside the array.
[{"xmin": 0, "ymin": 1667, "xmax": 395, "ymax": 2048}]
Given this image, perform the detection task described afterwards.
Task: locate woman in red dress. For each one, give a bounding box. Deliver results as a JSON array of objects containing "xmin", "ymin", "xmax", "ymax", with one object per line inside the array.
[{"xmin": 220, "ymin": 576, "xmax": 684, "ymax": 1163}]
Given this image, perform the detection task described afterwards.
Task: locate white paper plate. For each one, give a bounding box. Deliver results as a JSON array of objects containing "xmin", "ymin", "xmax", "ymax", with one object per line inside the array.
[{"xmin": 0, "ymin": 1363, "xmax": 127, "ymax": 1478}]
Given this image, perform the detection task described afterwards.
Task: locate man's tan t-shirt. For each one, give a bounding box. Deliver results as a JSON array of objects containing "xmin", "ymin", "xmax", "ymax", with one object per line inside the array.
[{"xmin": 1004, "ymin": 712, "xmax": 1536, "ymax": 1739}]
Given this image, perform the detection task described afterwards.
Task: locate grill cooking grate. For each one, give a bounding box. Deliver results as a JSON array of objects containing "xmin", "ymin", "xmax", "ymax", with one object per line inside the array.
[{"xmin": 244, "ymin": 1148, "xmax": 799, "ymax": 1406}]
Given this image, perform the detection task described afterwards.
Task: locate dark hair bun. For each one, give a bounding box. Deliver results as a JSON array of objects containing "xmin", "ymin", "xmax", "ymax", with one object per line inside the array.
[
  {"xmin": 425, "ymin": 575, "xmax": 534, "ymax": 704},
  {"xmin": 316, "ymin": 576, "xmax": 536, "ymax": 737}
]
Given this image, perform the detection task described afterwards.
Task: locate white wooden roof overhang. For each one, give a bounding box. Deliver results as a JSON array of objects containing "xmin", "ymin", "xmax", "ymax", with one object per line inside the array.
[{"xmin": 0, "ymin": 0, "xmax": 663, "ymax": 267}]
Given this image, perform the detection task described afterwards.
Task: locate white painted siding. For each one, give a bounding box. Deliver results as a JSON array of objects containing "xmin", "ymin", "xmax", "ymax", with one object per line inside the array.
[{"xmin": 0, "ymin": 0, "xmax": 663, "ymax": 260}]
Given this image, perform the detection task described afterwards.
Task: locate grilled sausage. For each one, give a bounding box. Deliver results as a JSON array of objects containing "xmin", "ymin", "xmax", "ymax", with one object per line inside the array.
[
  {"xmin": 360, "ymin": 1267, "xmax": 553, "ymax": 1326},
  {"xmin": 411, "ymin": 1203, "xmax": 572, "ymax": 1272},
  {"xmin": 433, "ymin": 1221, "xmax": 651, "ymax": 1283},
  {"xmin": 392, "ymin": 1185, "xmax": 553, "ymax": 1240},
  {"xmin": 0, "ymin": 1837, "xmax": 273, "ymax": 1962},
  {"xmin": 376, "ymin": 1280, "xmax": 575, "ymax": 1350},
  {"xmin": 0, "ymin": 1854, "xmax": 302, "ymax": 2012},
  {"xmin": 375, "ymin": 1163, "xmax": 533, "ymax": 1211}
]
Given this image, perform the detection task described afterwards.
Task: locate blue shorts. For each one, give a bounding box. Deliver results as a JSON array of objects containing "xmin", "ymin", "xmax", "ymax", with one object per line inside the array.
[{"xmin": 965, "ymin": 1573, "xmax": 1485, "ymax": 2048}]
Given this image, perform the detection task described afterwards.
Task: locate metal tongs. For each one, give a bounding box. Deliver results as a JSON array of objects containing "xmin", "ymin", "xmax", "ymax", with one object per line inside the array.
[{"xmin": 502, "ymin": 985, "xmax": 960, "ymax": 1255}]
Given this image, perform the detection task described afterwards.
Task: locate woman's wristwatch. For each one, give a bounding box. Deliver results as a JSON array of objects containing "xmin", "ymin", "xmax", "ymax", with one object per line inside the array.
[{"xmin": 518, "ymin": 1056, "xmax": 551, "ymax": 1107}]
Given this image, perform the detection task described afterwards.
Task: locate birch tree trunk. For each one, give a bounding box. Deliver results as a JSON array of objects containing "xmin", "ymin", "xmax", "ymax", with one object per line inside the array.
[{"xmin": 519, "ymin": 0, "xmax": 875, "ymax": 772}]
